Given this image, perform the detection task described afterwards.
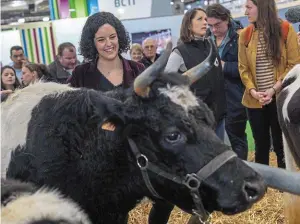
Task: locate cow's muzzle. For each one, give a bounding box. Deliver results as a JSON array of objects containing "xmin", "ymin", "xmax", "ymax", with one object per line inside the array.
[{"xmin": 128, "ymin": 138, "xmax": 237, "ymax": 223}]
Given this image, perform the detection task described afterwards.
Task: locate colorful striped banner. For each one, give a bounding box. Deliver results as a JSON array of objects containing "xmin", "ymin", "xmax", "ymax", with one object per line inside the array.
[
  {"xmin": 49, "ymin": 0, "xmax": 59, "ymax": 20},
  {"xmin": 19, "ymin": 22, "xmax": 56, "ymax": 65},
  {"xmin": 74, "ymin": 0, "xmax": 89, "ymax": 18},
  {"xmin": 87, "ymin": 0, "xmax": 99, "ymax": 15},
  {"xmin": 57, "ymin": 0, "xmax": 70, "ymax": 19}
]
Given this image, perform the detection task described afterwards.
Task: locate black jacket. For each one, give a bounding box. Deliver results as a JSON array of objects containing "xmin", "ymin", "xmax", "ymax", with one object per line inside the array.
[
  {"xmin": 218, "ymin": 20, "xmax": 247, "ymax": 122},
  {"xmin": 48, "ymin": 58, "xmax": 79, "ymax": 84},
  {"xmin": 139, "ymin": 54, "xmax": 160, "ymax": 68},
  {"xmin": 176, "ymin": 39, "xmax": 226, "ymax": 124}
]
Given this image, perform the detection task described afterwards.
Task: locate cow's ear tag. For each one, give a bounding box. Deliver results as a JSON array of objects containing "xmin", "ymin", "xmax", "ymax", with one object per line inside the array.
[{"xmin": 101, "ymin": 121, "xmax": 116, "ymax": 131}]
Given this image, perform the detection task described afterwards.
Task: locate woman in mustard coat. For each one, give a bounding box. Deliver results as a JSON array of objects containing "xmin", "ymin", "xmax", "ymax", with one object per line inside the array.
[{"xmin": 238, "ymin": 0, "xmax": 300, "ymax": 168}]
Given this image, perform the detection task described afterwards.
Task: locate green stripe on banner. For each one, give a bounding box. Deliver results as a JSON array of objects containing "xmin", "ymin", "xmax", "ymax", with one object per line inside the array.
[
  {"xmin": 246, "ymin": 121, "xmax": 255, "ymax": 151},
  {"xmin": 53, "ymin": 0, "xmax": 60, "ymax": 19},
  {"xmin": 75, "ymin": 0, "xmax": 88, "ymax": 18},
  {"xmin": 44, "ymin": 27, "xmax": 52, "ymax": 64},
  {"xmin": 68, "ymin": 0, "xmax": 76, "ymax": 18},
  {"xmin": 27, "ymin": 29, "xmax": 34, "ymax": 62}
]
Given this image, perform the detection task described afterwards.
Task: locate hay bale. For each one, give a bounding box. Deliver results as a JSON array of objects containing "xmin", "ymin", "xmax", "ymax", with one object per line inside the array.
[{"xmin": 129, "ymin": 152, "xmax": 287, "ymax": 224}]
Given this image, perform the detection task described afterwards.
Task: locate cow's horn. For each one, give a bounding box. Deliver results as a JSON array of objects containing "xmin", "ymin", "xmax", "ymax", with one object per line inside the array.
[
  {"xmin": 182, "ymin": 37, "xmax": 217, "ymax": 84},
  {"xmin": 134, "ymin": 41, "xmax": 173, "ymax": 98},
  {"xmin": 245, "ymin": 161, "xmax": 300, "ymax": 195}
]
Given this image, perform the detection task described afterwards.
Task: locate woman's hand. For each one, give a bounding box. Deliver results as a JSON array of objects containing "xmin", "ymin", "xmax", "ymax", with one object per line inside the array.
[
  {"xmin": 260, "ymin": 88, "xmax": 276, "ymax": 105},
  {"xmin": 0, "ymin": 90, "xmax": 13, "ymax": 95},
  {"xmin": 250, "ymin": 89, "xmax": 264, "ymax": 101}
]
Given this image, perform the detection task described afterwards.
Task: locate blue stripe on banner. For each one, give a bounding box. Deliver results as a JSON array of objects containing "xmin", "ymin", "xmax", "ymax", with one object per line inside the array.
[
  {"xmin": 49, "ymin": 0, "xmax": 55, "ymax": 20},
  {"xmin": 21, "ymin": 29, "xmax": 28, "ymax": 57},
  {"xmin": 87, "ymin": 0, "xmax": 99, "ymax": 15},
  {"xmin": 38, "ymin": 28, "xmax": 46, "ymax": 64}
]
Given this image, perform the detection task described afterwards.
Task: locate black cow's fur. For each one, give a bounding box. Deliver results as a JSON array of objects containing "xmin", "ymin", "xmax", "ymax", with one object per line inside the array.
[{"xmin": 5, "ymin": 65, "xmax": 267, "ymax": 224}]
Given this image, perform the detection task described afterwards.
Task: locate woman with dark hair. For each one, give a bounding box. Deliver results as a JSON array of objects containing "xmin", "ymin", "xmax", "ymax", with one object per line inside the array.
[
  {"xmin": 68, "ymin": 12, "xmax": 145, "ymax": 91},
  {"xmin": 1, "ymin": 65, "xmax": 21, "ymax": 101},
  {"xmin": 206, "ymin": 4, "xmax": 248, "ymax": 160},
  {"xmin": 165, "ymin": 7, "xmax": 226, "ymax": 141},
  {"xmin": 239, "ymin": 0, "xmax": 300, "ymax": 167},
  {"xmin": 1, "ymin": 65, "xmax": 21, "ymax": 91},
  {"xmin": 21, "ymin": 63, "xmax": 52, "ymax": 87},
  {"xmin": 150, "ymin": 8, "xmax": 226, "ymax": 224}
]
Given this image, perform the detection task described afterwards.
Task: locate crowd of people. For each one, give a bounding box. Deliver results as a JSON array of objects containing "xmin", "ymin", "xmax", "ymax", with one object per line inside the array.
[{"xmin": 1, "ymin": 0, "xmax": 300, "ymax": 223}]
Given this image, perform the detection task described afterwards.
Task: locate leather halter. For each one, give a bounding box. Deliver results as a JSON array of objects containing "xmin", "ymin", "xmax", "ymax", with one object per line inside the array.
[{"xmin": 127, "ymin": 138, "xmax": 237, "ymax": 223}]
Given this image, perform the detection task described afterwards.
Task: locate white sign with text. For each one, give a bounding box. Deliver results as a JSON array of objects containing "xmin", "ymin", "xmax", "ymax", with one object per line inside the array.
[{"xmin": 98, "ymin": 0, "xmax": 152, "ymax": 20}]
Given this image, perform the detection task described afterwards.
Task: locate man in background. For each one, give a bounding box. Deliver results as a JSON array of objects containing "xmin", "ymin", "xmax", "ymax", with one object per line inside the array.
[
  {"xmin": 9, "ymin": 46, "xmax": 27, "ymax": 81},
  {"xmin": 139, "ymin": 38, "xmax": 160, "ymax": 68},
  {"xmin": 48, "ymin": 42, "xmax": 79, "ymax": 84}
]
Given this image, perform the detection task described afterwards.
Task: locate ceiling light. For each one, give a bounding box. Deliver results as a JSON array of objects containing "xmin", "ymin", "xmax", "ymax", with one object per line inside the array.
[
  {"xmin": 9, "ymin": 22, "xmax": 19, "ymax": 26},
  {"xmin": 170, "ymin": 1, "xmax": 174, "ymax": 5},
  {"xmin": 43, "ymin": 17, "xmax": 50, "ymax": 22},
  {"xmin": 18, "ymin": 18, "xmax": 25, "ymax": 23},
  {"xmin": 11, "ymin": 1, "xmax": 25, "ymax": 7}
]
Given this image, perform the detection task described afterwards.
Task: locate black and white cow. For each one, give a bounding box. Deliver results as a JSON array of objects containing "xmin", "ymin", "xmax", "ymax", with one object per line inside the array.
[
  {"xmin": 2, "ymin": 40, "xmax": 267, "ymax": 223},
  {"xmin": 277, "ymin": 64, "xmax": 300, "ymax": 224},
  {"xmin": 1, "ymin": 178, "xmax": 91, "ymax": 224},
  {"xmin": 277, "ymin": 64, "xmax": 300, "ymax": 169}
]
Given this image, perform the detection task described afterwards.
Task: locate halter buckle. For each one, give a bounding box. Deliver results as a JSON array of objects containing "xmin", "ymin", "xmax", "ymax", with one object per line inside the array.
[
  {"xmin": 184, "ymin": 173, "xmax": 201, "ymax": 190},
  {"xmin": 136, "ymin": 154, "xmax": 149, "ymax": 170}
]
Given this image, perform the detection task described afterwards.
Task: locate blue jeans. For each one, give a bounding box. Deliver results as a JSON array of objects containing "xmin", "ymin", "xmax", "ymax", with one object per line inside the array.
[{"xmin": 215, "ymin": 118, "xmax": 225, "ymax": 142}]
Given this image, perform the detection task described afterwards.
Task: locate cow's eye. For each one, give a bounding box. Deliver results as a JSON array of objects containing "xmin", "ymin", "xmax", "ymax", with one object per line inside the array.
[{"xmin": 165, "ymin": 132, "xmax": 181, "ymax": 143}]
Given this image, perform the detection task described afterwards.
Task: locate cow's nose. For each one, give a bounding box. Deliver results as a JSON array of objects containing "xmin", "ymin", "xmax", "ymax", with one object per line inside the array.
[{"xmin": 242, "ymin": 181, "xmax": 263, "ymax": 203}]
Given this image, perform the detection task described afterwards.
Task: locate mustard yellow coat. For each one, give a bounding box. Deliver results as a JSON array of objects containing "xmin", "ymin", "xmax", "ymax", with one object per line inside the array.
[{"xmin": 238, "ymin": 23, "xmax": 300, "ymax": 108}]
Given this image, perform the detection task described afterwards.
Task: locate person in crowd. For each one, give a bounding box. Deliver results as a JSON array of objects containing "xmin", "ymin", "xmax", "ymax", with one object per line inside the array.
[
  {"xmin": 139, "ymin": 38, "xmax": 160, "ymax": 68},
  {"xmin": 21, "ymin": 63, "xmax": 52, "ymax": 87},
  {"xmin": 1, "ymin": 65, "xmax": 21, "ymax": 91},
  {"xmin": 8, "ymin": 46, "xmax": 27, "ymax": 81},
  {"xmin": 68, "ymin": 12, "xmax": 145, "ymax": 91},
  {"xmin": 206, "ymin": 4, "xmax": 248, "ymax": 160},
  {"xmin": 1, "ymin": 65, "xmax": 21, "ymax": 101},
  {"xmin": 239, "ymin": 0, "xmax": 300, "ymax": 168},
  {"xmin": 48, "ymin": 42, "xmax": 79, "ymax": 84},
  {"xmin": 129, "ymin": 43, "xmax": 143, "ymax": 62},
  {"xmin": 149, "ymin": 7, "xmax": 226, "ymax": 224}
]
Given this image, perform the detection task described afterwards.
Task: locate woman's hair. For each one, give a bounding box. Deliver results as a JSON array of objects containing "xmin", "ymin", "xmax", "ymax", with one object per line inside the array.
[
  {"xmin": 79, "ymin": 12, "xmax": 131, "ymax": 61},
  {"xmin": 206, "ymin": 3, "xmax": 232, "ymax": 24},
  {"xmin": 251, "ymin": 0, "xmax": 282, "ymax": 65},
  {"xmin": 180, "ymin": 8, "xmax": 206, "ymax": 43},
  {"xmin": 130, "ymin": 43, "xmax": 142, "ymax": 54},
  {"xmin": 23, "ymin": 63, "xmax": 51, "ymax": 80},
  {"xmin": 1, "ymin": 65, "xmax": 21, "ymax": 90}
]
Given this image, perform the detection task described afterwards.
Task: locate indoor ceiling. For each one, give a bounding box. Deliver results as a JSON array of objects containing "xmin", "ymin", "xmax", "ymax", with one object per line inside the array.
[{"xmin": 1, "ymin": 0, "xmax": 50, "ymax": 25}]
